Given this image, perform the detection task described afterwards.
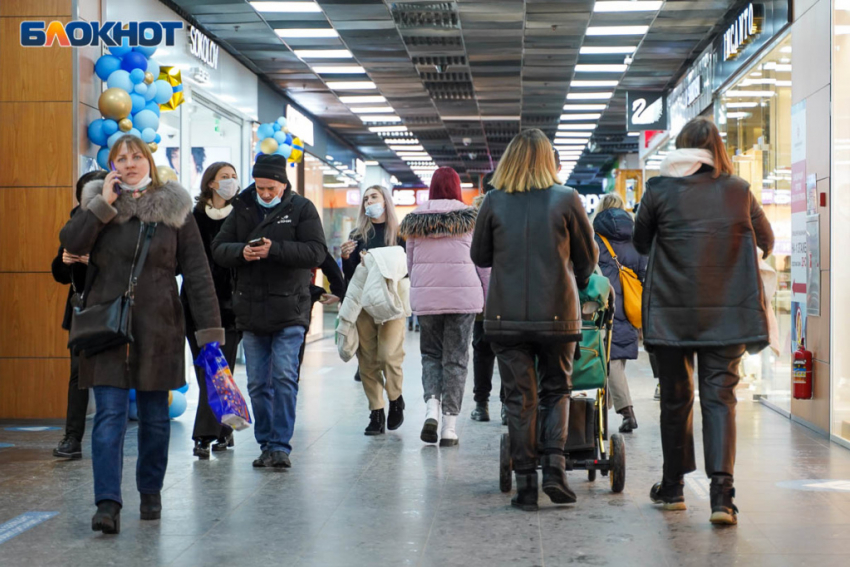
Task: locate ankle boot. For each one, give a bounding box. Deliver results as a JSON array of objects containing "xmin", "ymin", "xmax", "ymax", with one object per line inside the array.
[
  {"xmin": 439, "ymin": 414, "xmax": 459, "ymax": 447},
  {"xmin": 364, "ymin": 409, "xmax": 386, "ymax": 436},
  {"xmin": 140, "ymin": 492, "xmax": 162, "ymax": 520},
  {"xmin": 650, "ymin": 477, "xmax": 686, "ymax": 511},
  {"xmin": 541, "ymin": 454, "xmax": 577, "ymax": 504},
  {"xmin": 618, "ymin": 406, "xmax": 638, "ymax": 433},
  {"xmin": 91, "ymin": 500, "xmax": 121, "ymax": 534},
  {"xmin": 709, "ymin": 475, "xmax": 738, "ymax": 525},
  {"xmin": 420, "ymin": 396, "xmax": 440, "ymax": 443},
  {"xmin": 511, "ymin": 472, "xmax": 539, "ymax": 511},
  {"xmin": 470, "ymin": 401, "xmax": 490, "ymax": 422},
  {"xmin": 387, "ymin": 395, "xmax": 405, "ymax": 430}
]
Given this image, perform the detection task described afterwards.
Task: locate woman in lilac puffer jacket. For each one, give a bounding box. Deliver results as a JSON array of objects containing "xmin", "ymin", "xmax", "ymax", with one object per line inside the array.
[{"xmin": 400, "ymin": 167, "xmax": 487, "ymax": 447}]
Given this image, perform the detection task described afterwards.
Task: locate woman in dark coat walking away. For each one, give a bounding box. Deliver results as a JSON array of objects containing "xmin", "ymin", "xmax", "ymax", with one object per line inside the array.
[
  {"xmin": 60, "ymin": 135, "xmax": 223, "ymax": 534},
  {"xmin": 51, "ymin": 170, "xmax": 107, "ymax": 459},
  {"xmin": 181, "ymin": 162, "xmax": 242, "ymax": 459},
  {"xmin": 471, "ymin": 129, "xmax": 598, "ymax": 511},
  {"xmin": 634, "ymin": 117, "xmax": 774, "ymax": 526},
  {"xmin": 592, "ymin": 193, "xmax": 647, "ymax": 433}
]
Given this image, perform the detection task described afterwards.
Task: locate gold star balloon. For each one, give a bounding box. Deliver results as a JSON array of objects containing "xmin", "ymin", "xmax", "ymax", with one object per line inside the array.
[{"xmin": 157, "ymin": 66, "xmax": 185, "ymax": 111}]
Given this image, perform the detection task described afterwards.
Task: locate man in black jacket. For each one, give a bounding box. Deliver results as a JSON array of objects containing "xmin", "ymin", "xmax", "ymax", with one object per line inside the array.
[{"xmin": 211, "ymin": 155, "xmax": 326, "ymax": 469}]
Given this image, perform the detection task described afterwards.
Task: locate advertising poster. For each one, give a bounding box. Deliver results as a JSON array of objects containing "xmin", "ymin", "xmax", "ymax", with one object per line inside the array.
[
  {"xmin": 791, "ymin": 302, "xmax": 807, "ymax": 350},
  {"xmin": 790, "ymin": 100, "xmax": 807, "ymax": 343},
  {"xmin": 807, "ymin": 215, "xmax": 821, "ymax": 317}
]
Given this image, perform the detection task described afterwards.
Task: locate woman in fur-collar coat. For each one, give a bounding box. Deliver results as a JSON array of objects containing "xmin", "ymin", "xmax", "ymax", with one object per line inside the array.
[
  {"xmin": 60, "ymin": 135, "xmax": 222, "ymax": 535},
  {"xmin": 399, "ymin": 167, "xmax": 486, "ymax": 448}
]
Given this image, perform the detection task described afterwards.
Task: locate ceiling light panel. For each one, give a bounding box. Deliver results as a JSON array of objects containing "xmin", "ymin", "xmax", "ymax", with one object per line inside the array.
[
  {"xmin": 580, "ymin": 46, "xmax": 637, "ymax": 55},
  {"xmin": 563, "ymin": 104, "xmax": 607, "ymax": 111},
  {"xmin": 326, "ymin": 81, "xmax": 376, "ymax": 90},
  {"xmin": 570, "ymin": 80, "xmax": 619, "ymax": 88},
  {"xmin": 275, "ymin": 28, "xmax": 338, "ymax": 38},
  {"xmin": 251, "ymin": 2, "xmax": 323, "ymax": 12},
  {"xmin": 556, "ymin": 132, "xmax": 593, "ymax": 138},
  {"xmin": 558, "ymin": 124, "xmax": 598, "ymax": 130},
  {"xmin": 560, "ymin": 113, "xmax": 602, "ymax": 121},
  {"xmin": 339, "ymin": 95, "xmax": 386, "ymax": 104},
  {"xmin": 294, "ymin": 50, "xmax": 352, "ymax": 59},
  {"xmin": 575, "ymin": 64, "xmax": 628, "ymax": 73},
  {"xmin": 389, "ymin": 145, "xmax": 424, "ymax": 151},
  {"xmin": 369, "ymin": 126, "xmax": 408, "ymax": 133},
  {"xmin": 312, "ymin": 66, "xmax": 366, "ymax": 74},
  {"xmin": 567, "ymin": 92, "xmax": 613, "ymax": 100},
  {"xmin": 384, "ymin": 138, "xmax": 420, "ymax": 144},
  {"xmin": 360, "ymin": 115, "xmax": 402, "ymax": 122},
  {"xmin": 350, "ymin": 106, "xmax": 395, "ymax": 114},
  {"xmin": 585, "ymin": 26, "xmax": 649, "ymax": 36},
  {"xmin": 593, "ymin": 2, "xmax": 662, "ymax": 12}
]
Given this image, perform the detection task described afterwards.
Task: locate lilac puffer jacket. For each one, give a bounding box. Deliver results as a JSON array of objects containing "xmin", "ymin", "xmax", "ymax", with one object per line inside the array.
[{"xmin": 399, "ymin": 199, "xmax": 486, "ymax": 316}]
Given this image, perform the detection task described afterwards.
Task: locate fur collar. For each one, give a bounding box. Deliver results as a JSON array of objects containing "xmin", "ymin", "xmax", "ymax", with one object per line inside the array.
[
  {"xmin": 80, "ymin": 179, "xmax": 192, "ymax": 228},
  {"xmin": 399, "ymin": 207, "xmax": 477, "ymax": 239}
]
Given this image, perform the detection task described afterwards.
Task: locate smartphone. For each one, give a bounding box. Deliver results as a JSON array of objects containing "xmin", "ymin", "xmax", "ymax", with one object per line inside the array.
[
  {"xmin": 248, "ymin": 237, "xmax": 265, "ymax": 247},
  {"xmin": 109, "ymin": 161, "xmax": 121, "ymax": 194}
]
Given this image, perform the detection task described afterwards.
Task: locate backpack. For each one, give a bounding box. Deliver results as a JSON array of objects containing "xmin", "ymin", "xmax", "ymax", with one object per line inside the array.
[{"xmin": 598, "ymin": 235, "xmax": 643, "ymax": 329}]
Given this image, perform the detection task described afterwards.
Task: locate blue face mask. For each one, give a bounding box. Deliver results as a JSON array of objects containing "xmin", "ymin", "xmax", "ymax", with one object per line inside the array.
[{"xmin": 256, "ymin": 191, "xmax": 281, "ymax": 209}]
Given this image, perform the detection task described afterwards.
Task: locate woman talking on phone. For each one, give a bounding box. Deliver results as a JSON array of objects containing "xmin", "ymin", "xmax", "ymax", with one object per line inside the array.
[
  {"xmin": 341, "ymin": 185, "xmax": 407, "ymax": 435},
  {"xmin": 60, "ymin": 134, "xmax": 222, "ymax": 534}
]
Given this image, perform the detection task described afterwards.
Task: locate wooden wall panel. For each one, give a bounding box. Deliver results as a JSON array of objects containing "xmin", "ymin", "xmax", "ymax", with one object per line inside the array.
[
  {"xmin": 0, "ymin": 0, "xmax": 72, "ymax": 17},
  {"xmin": 0, "ymin": 102, "xmax": 73, "ymax": 187},
  {"xmin": 0, "ymin": 186, "xmax": 72, "ymax": 272},
  {"xmin": 0, "ymin": 273, "xmax": 67, "ymax": 358},
  {"xmin": 0, "ymin": 359, "xmax": 71, "ymax": 419},
  {"xmin": 0, "ymin": 18, "xmax": 73, "ymax": 102}
]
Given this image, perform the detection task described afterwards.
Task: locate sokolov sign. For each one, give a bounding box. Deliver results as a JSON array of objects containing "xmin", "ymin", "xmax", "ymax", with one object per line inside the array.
[{"xmin": 189, "ymin": 25, "xmax": 219, "ymax": 69}]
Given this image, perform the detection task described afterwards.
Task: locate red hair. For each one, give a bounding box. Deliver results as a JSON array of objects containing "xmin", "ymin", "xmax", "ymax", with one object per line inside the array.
[{"xmin": 429, "ymin": 167, "xmax": 462, "ymax": 201}]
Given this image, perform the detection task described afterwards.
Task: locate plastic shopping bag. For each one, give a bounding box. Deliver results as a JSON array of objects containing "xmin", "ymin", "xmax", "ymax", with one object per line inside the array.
[{"xmin": 195, "ymin": 342, "xmax": 252, "ymax": 431}]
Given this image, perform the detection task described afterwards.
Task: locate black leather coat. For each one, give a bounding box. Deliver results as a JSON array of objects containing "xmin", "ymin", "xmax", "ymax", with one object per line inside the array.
[
  {"xmin": 633, "ymin": 171, "xmax": 774, "ymax": 353},
  {"xmin": 470, "ymin": 184, "xmax": 598, "ymax": 343}
]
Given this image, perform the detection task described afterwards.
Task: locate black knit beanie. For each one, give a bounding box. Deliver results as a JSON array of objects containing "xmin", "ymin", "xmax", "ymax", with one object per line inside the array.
[{"xmin": 253, "ymin": 154, "xmax": 289, "ymax": 184}]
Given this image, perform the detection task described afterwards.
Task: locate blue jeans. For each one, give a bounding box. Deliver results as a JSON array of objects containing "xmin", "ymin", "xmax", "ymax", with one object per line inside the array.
[
  {"xmin": 91, "ymin": 386, "xmax": 170, "ymax": 506},
  {"xmin": 243, "ymin": 326, "xmax": 306, "ymax": 454}
]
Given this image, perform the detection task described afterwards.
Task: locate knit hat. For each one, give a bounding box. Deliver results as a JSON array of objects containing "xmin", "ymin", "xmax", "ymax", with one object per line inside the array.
[{"xmin": 253, "ymin": 154, "xmax": 288, "ymax": 184}]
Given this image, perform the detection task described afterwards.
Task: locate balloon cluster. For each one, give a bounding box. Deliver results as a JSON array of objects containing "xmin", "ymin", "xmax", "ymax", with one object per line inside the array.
[
  {"xmin": 254, "ymin": 117, "xmax": 304, "ymax": 166},
  {"xmin": 87, "ymin": 39, "xmax": 182, "ymax": 170},
  {"xmin": 128, "ymin": 385, "xmax": 188, "ymax": 421}
]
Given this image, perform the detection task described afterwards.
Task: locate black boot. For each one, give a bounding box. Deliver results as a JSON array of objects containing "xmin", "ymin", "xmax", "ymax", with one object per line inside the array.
[
  {"xmin": 501, "ymin": 404, "xmax": 507, "ymax": 426},
  {"xmin": 140, "ymin": 492, "xmax": 162, "ymax": 521},
  {"xmin": 354, "ymin": 369, "xmax": 361, "ymax": 382},
  {"xmin": 650, "ymin": 478, "xmax": 686, "ymax": 511},
  {"xmin": 709, "ymin": 475, "xmax": 738, "ymax": 525},
  {"xmin": 470, "ymin": 401, "xmax": 490, "ymax": 422},
  {"xmin": 53, "ymin": 435, "xmax": 82, "ymax": 459},
  {"xmin": 212, "ymin": 433, "xmax": 234, "ymax": 452},
  {"xmin": 541, "ymin": 454, "xmax": 577, "ymax": 504},
  {"xmin": 365, "ymin": 409, "xmax": 385, "ymax": 436},
  {"xmin": 387, "ymin": 395, "xmax": 405, "ymax": 430},
  {"xmin": 193, "ymin": 440, "xmax": 211, "ymax": 459},
  {"xmin": 91, "ymin": 500, "xmax": 121, "ymax": 534},
  {"xmin": 619, "ymin": 406, "xmax": 638, "ymax": 433},
  {"xmin": 511, "ymin": 472, "xmax": 539, "ymax": 511}
]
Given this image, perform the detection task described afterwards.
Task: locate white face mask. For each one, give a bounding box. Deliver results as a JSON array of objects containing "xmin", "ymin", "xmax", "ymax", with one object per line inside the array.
[
  {"xmin": 214, "ymin": 178, "xmax": 240, "ymax": 200},
  {"xmin": 119, "ymin": 174, "xmax": 152, "ymax": 193},
  {"xmin": 365, "ymin": 203, "xmax": 385, "ymax": 219}
]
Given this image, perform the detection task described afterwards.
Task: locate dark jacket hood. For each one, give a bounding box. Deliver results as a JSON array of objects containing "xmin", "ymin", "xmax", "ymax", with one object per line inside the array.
[{"xmin": 593, "ymin": 208, "xmax": 634, "ymax": 242}]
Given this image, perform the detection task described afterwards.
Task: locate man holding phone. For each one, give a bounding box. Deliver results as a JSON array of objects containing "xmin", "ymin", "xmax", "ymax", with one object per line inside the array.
[{"xmin": 212, "ymin": 154, "xmax": 326, "ymax": 469}]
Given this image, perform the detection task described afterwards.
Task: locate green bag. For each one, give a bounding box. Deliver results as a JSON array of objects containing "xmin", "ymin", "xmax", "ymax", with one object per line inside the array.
[{"xmin": 572, "ymin": 326, "xmax": 607, "ymax": 391}]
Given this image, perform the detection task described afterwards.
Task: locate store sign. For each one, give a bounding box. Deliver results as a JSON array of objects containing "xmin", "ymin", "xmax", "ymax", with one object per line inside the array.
[
  {"xmin": 627, "ymin": 91, "xmax": 668, "ymax": 131},
  {"xmin": 579, "ymin": 194, "xmax": 603, "ymax": 215},
  {"xmin": 189, "ymin": 25, "xmax": 219, "ymax": 69},
  {"xmin": 287, "ymin": 105, "xmax": 315, "ymax": 147},
  {"xmin": 346, "ymin": 190, "xmax": 361, "ymax": 206},
  {"xmin": 686, "ymin": 76, "xmax": 702, "ymax": 106},
  {"xmin": 723, "ymin": 4, "xmax": 760, "ymax": 62}
]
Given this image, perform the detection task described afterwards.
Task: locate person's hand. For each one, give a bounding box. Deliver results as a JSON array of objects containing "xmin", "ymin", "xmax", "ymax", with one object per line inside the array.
[
  {"xmin": 340, "ymin": 240, "xmax": 357, "ymax": 260},
  {"xmin": 78, "ymin": 254, "xmax": 90, "ymax": 265},
  {"xmin": 102, "ymin": 171, "xmax": 121, "ymax": 205},
  {"xmin": 319, "ymin": 294, "xmax": 340, "ymax": 305},
  {"xmin": 62, "ymin": 250, "xmax": 78, "ymax": 265},
  {"xmin": 243, "ymin": 246, "xmax": 261, "ymax": 262},
  {"xmin": 359, "ymin": 250, "xmax": 368, "ymax": 265},
  {"xmin": 253, "ymin": 238, "xmax": 272, "ymax": 259}
]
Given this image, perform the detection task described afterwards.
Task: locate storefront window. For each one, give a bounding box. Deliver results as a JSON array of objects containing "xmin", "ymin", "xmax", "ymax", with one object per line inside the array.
[
  {"xmin": 717, "ymin": 35, "xmax": 793, "ymax": 411},
  {"xmin": 186, "ymin": 101, "xmax": 244, "ymax": 199}
]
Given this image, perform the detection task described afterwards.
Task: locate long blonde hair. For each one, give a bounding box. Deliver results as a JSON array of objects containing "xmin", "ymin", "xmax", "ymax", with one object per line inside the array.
[
  {"xmin": 352, "ymin": 185, "xmax": 399, "ymax": 246},
  {"xmin": 107, "ymin": 135, "xmax": 162, "ymax": 188},
  {"xmin": 675, "ymin": 117, "xmax": 734, "ymax": 178},
  {"xmin": 492, "ymin": 129, "xmax": 560, "ymax": 193},
  {"xmin": 591, "ymin": 193, "xmax": 626, "ymax": 222}
]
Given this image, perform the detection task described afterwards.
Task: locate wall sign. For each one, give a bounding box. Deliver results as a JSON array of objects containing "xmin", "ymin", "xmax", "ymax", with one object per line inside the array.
[
  {"xmin": 723, "ymin": 3, "xmax": 761, "ymax": 62},
  {"xmin": 627, "ymin": 91, "xmax": 668, "ymax": 131},
  {"xmin": 188, "ymin": 25, "xmax": 219, "ymax": 69},
  {"xmin": 287, "ymin": 104, "xmax": 315, "ymax": 147}
]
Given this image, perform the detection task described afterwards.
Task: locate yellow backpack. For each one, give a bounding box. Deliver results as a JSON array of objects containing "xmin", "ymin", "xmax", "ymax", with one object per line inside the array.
[{"xmin": 598, "ymin": 235, "xmax": 643, "ymax": 329}]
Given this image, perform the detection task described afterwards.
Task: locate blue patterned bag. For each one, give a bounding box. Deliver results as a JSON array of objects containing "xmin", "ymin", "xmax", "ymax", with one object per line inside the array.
[{"xmin": 195, "ymin": 342, "xmax": 251, "ymax": 431}]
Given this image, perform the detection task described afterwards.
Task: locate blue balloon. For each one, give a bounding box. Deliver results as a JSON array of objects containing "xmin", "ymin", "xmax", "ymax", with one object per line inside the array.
[
  {"xmin": 144, "ymin": 101, "xmax": 161, "ymax": 117},
  {"xmin": 121, "ymin": 51, "xmax": 149, "ymax": 73},
  {"xmin": 96, "ymin": 147, "xmax": 110, "ymax": 170},
  {"xmin": 153, "ymin": 80, "xmax": 173, "ymax": 105},
  {"xmin": 273, "ymin": 131, "xmax": 288, "ymax": 144},
  {"xmin": 102, "ymin": 119, "xmax": 118, "ymax": 136},
  {"xmin": 146, "ymin": 58, "xmax": 162, "ymax": 78},
  {"xmin": 130, "ymin": 93, "xmax": 146, "ymax": 114},
  {"xmin": 273, "ymin": 123, "xmax": 281, "ymax": 132},
  {"xmin": 257, "ymin": 123, "xmax": 275, "ymax": 139},
  {"xmin": 106, "ymin": 69, "xmax": 133, "ymax": 93},
  {"xmin": 285, "ymin": 133, "xmax": 293, "ymax": 145},
  {"xmin": 133, "ymin": 83, "xmax": 148, "ymax": 96},
  {"xmin": 128, "ymin": 128, "xmax": 142, "ymax": 139},
  {"xmin": 133, "ymin": 109, "xmax": 159, "ymax": 132},
  {"xmin": 129, "ymin": 68, "xmax": 146, "ymax": 85},
  {"xmin": 142, "ymin": 82, "xmax": 157, "ymax": 101},
  {"xmin": 154, "ymin": 134, "xmax": 162, "ymax": 144},
  {"xmin": 169, "ymin": 391, "xmax": 187, "ymax": 419},
  {"xmin": 128, "ymin": 401, "xmax": 138, "ymax": 421},
  {"xmin": 108, "ymin": 37, "xmax": 132, "ymax": 57},
  {"xmin": 87, "ymin": 119, "xmax": 108, "ymax": 146},
  {"xmin": 277, "ymin": 117, "xmax": 287, "ymax": 127},
  {"xmin": 95, "ymin": 55, "xmax": 122, "ymax": 81},
  {"xmin": 141, "ymin": 128, "xmax": 157, "ymax": 143},
  {"xmin": 276, "ymin": 144, "xmax": 293, "ymax": 159},
  {"xmin": 177, "ymin": 383, "xmax": 189, "ymax": 394},
  {"xmin": 107, "ymin": 131, "xmax": 124, "ymax": 149},
  {"xmin": 133, "ymin": 45, "xmax": 157, "ymax": 59}
]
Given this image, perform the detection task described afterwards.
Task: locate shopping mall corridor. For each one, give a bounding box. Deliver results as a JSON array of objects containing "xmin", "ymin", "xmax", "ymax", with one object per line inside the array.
[{"xmin": 2, "ymin": 333, "xmax": 850, "ymax": 567}]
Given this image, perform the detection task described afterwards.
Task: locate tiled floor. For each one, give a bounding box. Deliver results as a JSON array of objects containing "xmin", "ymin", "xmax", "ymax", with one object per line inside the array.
[{"xmin": 2, "ymin": 334, "xmax": 850, "ymax": 566}]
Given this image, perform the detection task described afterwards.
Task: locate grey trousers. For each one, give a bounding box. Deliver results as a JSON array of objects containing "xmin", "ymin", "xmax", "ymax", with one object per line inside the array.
[
  {"xmin": 418, "ymin": 313, "xmax": 475, "ymax": 415},
  {"xmin": 607, "ymin": 359, "xmax": 633, "ymax": 412}
]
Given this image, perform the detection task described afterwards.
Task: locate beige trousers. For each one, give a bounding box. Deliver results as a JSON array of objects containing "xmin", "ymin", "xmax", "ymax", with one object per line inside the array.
[{"xmin": 356, "ymin": 311, "xmax": 406, "ymax": 410}]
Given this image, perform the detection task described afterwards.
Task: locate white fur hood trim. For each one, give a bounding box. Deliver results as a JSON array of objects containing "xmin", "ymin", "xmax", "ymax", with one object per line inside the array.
[{"xmin": 80, "ymin": 179, "xmax": 193, "ymax": 228}]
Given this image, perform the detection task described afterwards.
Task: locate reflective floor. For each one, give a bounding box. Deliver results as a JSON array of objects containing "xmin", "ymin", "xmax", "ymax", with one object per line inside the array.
[{"xmin": 2, "ymin": 334, "xmax": 850, "ymax": 566}]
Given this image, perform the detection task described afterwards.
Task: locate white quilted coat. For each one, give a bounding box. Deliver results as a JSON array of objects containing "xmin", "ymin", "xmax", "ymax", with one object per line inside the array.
[{"xmin": 336, "ymin": 246, "xmax": 411, "ymax": 362}]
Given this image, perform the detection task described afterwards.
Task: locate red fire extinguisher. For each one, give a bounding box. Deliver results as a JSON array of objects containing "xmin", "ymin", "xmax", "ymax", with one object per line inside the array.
[{"xmin": 793, "ymin": 339, "xmax": 814, "ymax": 400}]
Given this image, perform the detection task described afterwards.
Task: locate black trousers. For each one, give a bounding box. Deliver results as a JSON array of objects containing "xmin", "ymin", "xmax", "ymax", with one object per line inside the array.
[
  {"xmin": 188, "ymin": 329, "xmax": 242, "ymax": 442},
  {"xmin": 472, "ymin": 320, "xmax": 503, "ymax": 403},
  {"xmin": 65, "ymin": 350, "xmax": 89, "ymax": 442},
  {"xmin": 653, "ymin": 345, "xmax": 745, "ymax": 480},
  {"xmin": 492, "ymin": 341, "xmax": 575, "ymax": 472}
]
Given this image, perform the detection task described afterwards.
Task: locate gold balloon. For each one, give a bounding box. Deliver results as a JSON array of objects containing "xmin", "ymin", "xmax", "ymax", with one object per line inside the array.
[
  {"xmin": 144, "ymin": 72, "xmax": 154, "ymax": 85},
  {"xmin": 156, "ymin": 165, "xmax": 178, "ymax": 183},
  {"xmin": 283, "ymin": 127, "xmax": 290, "ymax": 134},
  {"xmin": 260, "ymin": 138, "xmax": 279, "ymax": 155},
  {"xmin": 98, "ymin": 87, "xmax": 133, "ymax": 121},
  {"xmin": 118, "ymin": 118, "xmax": 133, "ymax": 132},
  {"xmin": 148, "ymin": 142, "xmax": 158, "ymax": 153}
]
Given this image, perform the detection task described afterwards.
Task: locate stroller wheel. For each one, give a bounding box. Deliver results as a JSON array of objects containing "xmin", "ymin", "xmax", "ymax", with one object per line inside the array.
[
  {"xmin": 609, "ymin": 434, "xmax": 626, "ymax": 493},
  {"xmin": 499, "ymin": 432, "xmax": 512, "ymax": 493},
  {"xmin": 588, "ymin": 469, "xmax": 597, "ymax": 482}
]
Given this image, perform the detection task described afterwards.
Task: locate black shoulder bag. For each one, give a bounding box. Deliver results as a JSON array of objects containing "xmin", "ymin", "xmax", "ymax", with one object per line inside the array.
[{"xmin": 68, "ymin": 222, "xmax": 157, "ymax": 356}]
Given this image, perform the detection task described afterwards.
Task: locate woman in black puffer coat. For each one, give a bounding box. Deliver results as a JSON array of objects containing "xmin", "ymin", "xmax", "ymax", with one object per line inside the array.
[{"xmin": 593, "ymin": 194, "xmax": 647, "ymax": 434}]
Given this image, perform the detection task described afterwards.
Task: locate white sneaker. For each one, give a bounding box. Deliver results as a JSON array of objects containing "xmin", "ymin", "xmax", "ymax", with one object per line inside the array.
[
  {"xmin": 439, "ymin": 414, "xmax": 458, "ymax": 447},
  {"xmin": 420, "ymin": 397, "xmax": 440, "ymax": 444}
]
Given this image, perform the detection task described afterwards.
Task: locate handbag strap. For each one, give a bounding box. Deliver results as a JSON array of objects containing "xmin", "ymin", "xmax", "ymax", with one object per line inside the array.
[
  {"xmin": 126, "ymin": 222, "xmax": 158, "ymax": 300},
  {"xmin": 598, "ymin": 235, "xmax": 623, "ymax": 270}
]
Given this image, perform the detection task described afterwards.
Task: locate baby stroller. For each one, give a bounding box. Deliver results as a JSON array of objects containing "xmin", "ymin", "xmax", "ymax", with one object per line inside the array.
[{"xmin": 499, "ymin": 273, "xmax": 626, "ymax": 493}]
